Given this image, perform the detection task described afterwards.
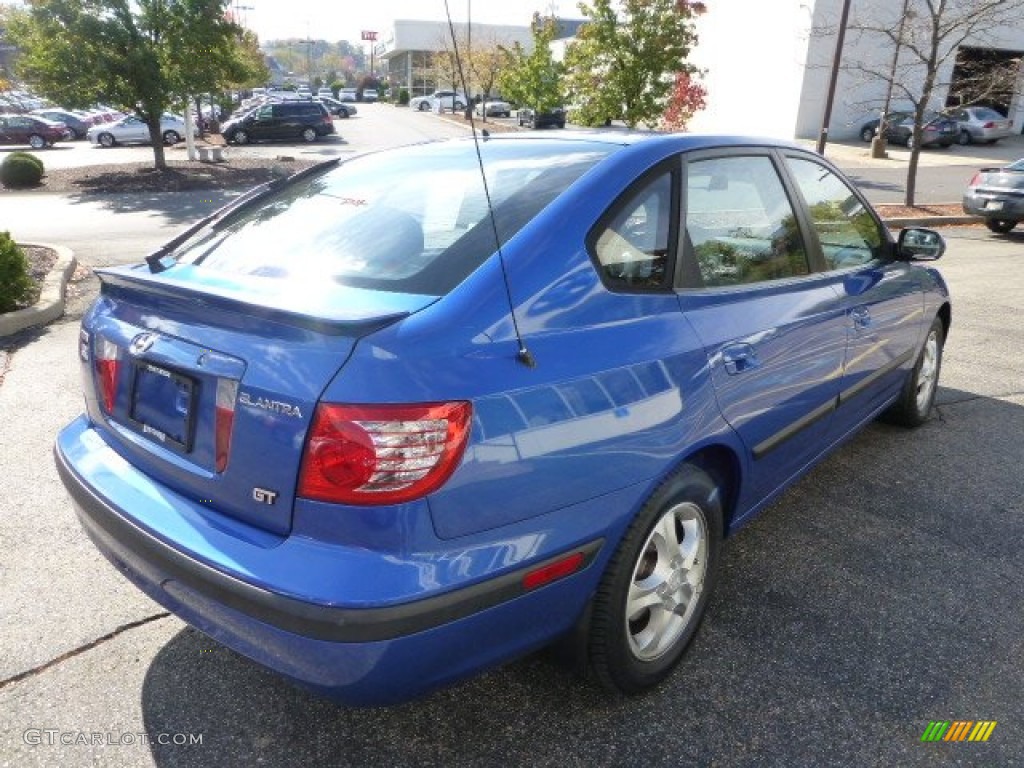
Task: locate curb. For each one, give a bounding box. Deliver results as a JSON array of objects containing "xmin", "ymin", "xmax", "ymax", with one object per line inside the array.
[
  {"xmin": 0, "ymin": 243, "xmax": 77, "ymax": 339},
  {"xmin": 881, "ymin": 215, "xmax": 982, "ymax": 228}
]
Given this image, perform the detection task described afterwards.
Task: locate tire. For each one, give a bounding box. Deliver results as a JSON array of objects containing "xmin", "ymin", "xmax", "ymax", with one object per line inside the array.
[
  {"xmin": 985, "ymin": 219, "xmax": 1017, "ymax": 234},
  {"xmin": 98, "ymin": 132, "xmax": 115, "ymax": 148},
  {"xmin": 957, "ymin": 130, "xmax": 971, "ymax": 146},
  {"xmin": 28, "ymin": 134, "xmax": 47, "ymax": 149},
  {"xmin": 232, "ymin": 130, "xmax": 249, "ymax": 145},
  {"xmin": 860, "ymin": 126, "xmax": 875, "ymax": 142},
  {"xmin": 300, "ymin": 127, "xmax": 318, "ymax": 142},
  {"xmin": 162, "ymin": 130, "xmax": 180, "ymax": 145},
  {"xmin": 418, "ymin": 101, "xmax": 430, "ymax": 112},
  {"xmin": 339, "ymin": 110, "xmax": 349, "ymax": 118},
  {"xmin": 905, "ymin": 135, "xmax": 915, "ymax": 150},
  {"xmin": 588, "ymin": 464, "xmax": 723, "ymax": 695},
  {"xmin": 883, "ymin": 316, "xmax": 944, "ymax": 427}
]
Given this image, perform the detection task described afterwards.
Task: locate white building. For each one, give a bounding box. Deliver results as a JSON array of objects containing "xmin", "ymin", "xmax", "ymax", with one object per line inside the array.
[{"xmin": 687, "ymin": 0, "xmax": 1024, "ymax": 141}]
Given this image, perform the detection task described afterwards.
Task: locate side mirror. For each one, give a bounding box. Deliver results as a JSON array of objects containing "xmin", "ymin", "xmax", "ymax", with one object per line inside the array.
[{"xmin": 897, "ymin": 227, "xmax": 945, "ymax": 260}]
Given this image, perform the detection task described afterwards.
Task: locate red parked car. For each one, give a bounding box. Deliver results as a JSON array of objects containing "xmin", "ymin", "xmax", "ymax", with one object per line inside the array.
[{"xmin": 0, "ymin": 114, "xmax": 66, "ymax": 149}]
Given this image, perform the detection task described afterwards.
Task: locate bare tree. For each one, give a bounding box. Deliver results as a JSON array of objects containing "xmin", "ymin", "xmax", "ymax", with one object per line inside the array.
[{"xmin": 846, "ymin": 0, "xmax": 1024, "ymax": 206}]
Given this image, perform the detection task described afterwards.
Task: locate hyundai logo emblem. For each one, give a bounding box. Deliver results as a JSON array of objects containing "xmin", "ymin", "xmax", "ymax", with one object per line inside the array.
[{"xmin": 129, "ymin": 333, "xmax": 158, "ymax": 356}]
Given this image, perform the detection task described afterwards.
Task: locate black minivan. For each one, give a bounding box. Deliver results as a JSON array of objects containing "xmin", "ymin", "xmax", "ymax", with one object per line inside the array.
[{"xmin": 221, "ymin": 101, "xmax": 335, "ymax": 144}]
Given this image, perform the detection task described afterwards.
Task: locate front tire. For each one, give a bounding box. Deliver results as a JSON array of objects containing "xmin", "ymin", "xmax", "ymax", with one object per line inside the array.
[
  {"xmin": 28, "ymin": 134, "xmax": 47, "ymax": 149},
  {"xmin": 98, "ymin": 132, "xmax": 115, "ymax": 148},
  {"xmin": 957, "ymin": 130, "xmax": 972, "ymax": 146},
  {"xmin": 883, "ymin": 316, "xmax": 944, "ymax": 427},
  {"xmin": 588, "ymin": 464, "xmax": 723, "ymax": 695},
  {"xmin": 418, "ymin": 101, "xmax": 431, "ymax": 112},
  {"xmin": 985, "ymin": 219, "xmax": 1017, "ymax": 234},
  {"xmin": 162, "ymin": 130, "xmax": 180, "ymax": 145},
  {"xmin": 232, "ymin": 130, "xmax": 249, "ymax": 145},
  {"xmin": 860, "ymin": 126, "xmax": 875, "ymax": 142}
]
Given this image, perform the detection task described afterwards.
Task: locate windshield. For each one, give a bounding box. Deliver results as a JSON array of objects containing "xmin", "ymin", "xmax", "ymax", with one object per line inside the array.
[{"xmin": 172, "ymin": 140, "xmax": 615, "ymax": 295}]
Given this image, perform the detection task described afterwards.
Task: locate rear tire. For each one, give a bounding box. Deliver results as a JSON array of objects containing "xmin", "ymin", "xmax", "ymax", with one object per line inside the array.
[
  {"xmin": 985, "ymin": 219, "xmax": 1017, "ymax": 234},
  {"xmin": 588, "ymin": 464, "xmax": 722, "ymax": 695},
  {"xmin": 162, "ymin": 130, "xmax": 180, "ymax": 145},
  {"xmin": 860, "ymin": 126, "xmax": 875, "ymax": 142},
  {"xmin": 957, "ymin": 130, "xmax": 971, "ymax": 145},
  {"xmin": 28, "ymin": 134, "xmax": 47, "ymax": 149},
  {"xmin": 883, "ymin": 316, "xmax": 944, "ymax": 427},
  {"xmin": 301, "ymin": 127, "xmax": 318, "ymax": 142}
]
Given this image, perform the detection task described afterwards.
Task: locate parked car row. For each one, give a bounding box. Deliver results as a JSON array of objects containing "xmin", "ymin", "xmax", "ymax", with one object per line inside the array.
[{"xmin": 860, "ymin": 107, "xmax": 1015, "ymax": 148}]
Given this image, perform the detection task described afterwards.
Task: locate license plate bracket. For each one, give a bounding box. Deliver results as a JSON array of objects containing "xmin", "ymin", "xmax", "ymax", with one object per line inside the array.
[{"xmin": 129, "ymin": 362, "xmax": 196, "ymax": 451}]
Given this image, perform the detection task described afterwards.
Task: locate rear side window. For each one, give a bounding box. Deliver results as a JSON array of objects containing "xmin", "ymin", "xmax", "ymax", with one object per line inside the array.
[
  {"xmin": 172, "ymin": 142, "xmax": 614, "ymax": 296},
  {"xmin": 591, "ymin": 171, "xmax": 674, "ymax": 290},
  {"xmin": 785, "ymin": 157, "xmax": 882, "ymax": 270},
  {"xmin": 684, "ymin": 156, "xmax": 809, "ymax": 288}
]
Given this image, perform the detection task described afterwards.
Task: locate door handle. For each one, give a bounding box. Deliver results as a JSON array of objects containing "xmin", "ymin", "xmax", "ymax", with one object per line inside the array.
[
  {"xmin": 721, "ymin": 343, "xmax": 759, "ymax": 375},
  {"xmin": 851, "ymin": 305, "xmax": 871, "ymax": 329}
]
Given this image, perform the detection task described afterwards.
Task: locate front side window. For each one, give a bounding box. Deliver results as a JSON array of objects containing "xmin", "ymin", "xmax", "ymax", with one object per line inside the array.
[
  {"xmin": 786, "ymin": 157, "xmax": 882, "ymax": 270},
  {"xmin": 684, "ymin": 156, "xmax": 809, "ymax": 288},
  {"xmin": 591, "ymin": 171, "xmax": 673, "ymax": 290}
]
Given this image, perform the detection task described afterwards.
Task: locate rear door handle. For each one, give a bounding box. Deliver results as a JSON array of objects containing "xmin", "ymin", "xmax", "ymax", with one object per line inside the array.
[
  {"xmin": 851, "ymin": 305, "xmax": 871, "ymax": 329},
  {"xmin": 721, "ymin": 343, "xmax": 760, "ymax": 375}
]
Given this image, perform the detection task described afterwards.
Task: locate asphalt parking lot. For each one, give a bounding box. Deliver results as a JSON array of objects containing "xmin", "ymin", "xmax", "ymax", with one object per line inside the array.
[
  {"xmin": 1, "ymin": 223, "xmax": 1021, "ymax": 766},
  {"xmin": 2, "ymin": 101, "xmax": 1023, "ymax": 765}
]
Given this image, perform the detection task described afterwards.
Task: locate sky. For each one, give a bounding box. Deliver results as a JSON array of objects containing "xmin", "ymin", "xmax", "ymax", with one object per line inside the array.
[
  {"xmin": 1, "ymin": 1, "xmax": 568, "ymax": 44},
  {"xmin": 240, "ymin": 1, "xmax": 564, "ymax": 44}
]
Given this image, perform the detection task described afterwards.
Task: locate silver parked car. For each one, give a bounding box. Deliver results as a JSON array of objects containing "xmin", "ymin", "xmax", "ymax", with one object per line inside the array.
[
  {"xmin": 945, "ymin": 106, "xmax": 1013, "ymax": 145},
  {"xmin": 87, "ymin": 114, "xmax": 187, "ymax": 147},
  {"xmin": 963, "ymin": 157, "xmax": 1024, "ymax": 233}
]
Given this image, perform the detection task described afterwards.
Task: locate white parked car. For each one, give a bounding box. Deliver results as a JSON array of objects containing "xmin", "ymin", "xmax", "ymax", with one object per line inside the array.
[
  {"xmin": 87, "ymin": 114, "xmax": 187, "ymax": 147},
  {"xmin": 338, "ymin": 88, "xmax": 358, "ymax": 102},
  {"xmin": 409, "ymin": 90, "xmax": 466, "ymax": 112},
  {"xmin": 475, "ymin": 99, "xmax": 512, "ymax": 118}
]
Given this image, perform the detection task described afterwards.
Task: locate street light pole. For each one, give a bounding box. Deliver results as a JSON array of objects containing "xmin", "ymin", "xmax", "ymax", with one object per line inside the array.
[{"xmin": 816, "ymin": 0, "xmax": 853, "ymax": 155}]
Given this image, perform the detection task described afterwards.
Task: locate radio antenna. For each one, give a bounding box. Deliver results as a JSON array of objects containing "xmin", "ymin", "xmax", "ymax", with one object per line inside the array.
[{"xmin": 443, "ymin": 0, "xmax": 536, "ymax": 368}]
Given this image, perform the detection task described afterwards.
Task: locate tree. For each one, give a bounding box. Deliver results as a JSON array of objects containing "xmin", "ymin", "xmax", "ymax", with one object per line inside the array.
[
  {"xmin": 9, "ymin": 0, "xmax": 252, "ymax": 170},
  {"xmin": 660, "ymin": 71, "xmax": 707, "ymax": 132},
  {"xmin": 498, "ymin": 14, "xmax": 564, "ymax": 117},
  {"xmin": 845, "ymin": 0, "xmax": 1024, "ymax": 206},
  {"xmin": 563, "ymin": 0, "xmax": 705, "ymax": 129}
]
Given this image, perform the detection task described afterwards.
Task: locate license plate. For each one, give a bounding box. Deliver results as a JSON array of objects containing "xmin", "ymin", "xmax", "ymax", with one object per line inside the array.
[
  {"xmin": 985, "ymin": 200, "xmax": 1005, "ymax": 211},
  {"xmin": 129, "ymin": 363, "xmax": 196, "ymax": 451}
]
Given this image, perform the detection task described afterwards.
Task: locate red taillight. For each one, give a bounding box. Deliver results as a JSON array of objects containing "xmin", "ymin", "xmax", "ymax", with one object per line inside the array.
[
  {"xmin": 94, "ymin": 336, "xmax": 121, "ymax": 414},
  {"xmin": 968, "ymin": 172, "xmax": 983, "ymax": 188},
  {"xmin": 298, "ymin": 402, "xmax": 472, "ymax": 505},
  {"xmin": 983, "ymin": 121, "xmax": 995, "ymax": 129},
  {"xmin": 215, "ymin": 378, "xmax": 239, "ymax": 472}
]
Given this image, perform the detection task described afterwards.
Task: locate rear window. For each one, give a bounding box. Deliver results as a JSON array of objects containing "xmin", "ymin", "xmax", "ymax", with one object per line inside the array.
[{"xmin": 172, "ymin": 140, "xmax": 615, "ymax": 295}]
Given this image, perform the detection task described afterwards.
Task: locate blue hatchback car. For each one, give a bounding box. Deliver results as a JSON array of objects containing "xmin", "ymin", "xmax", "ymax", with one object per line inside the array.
[{"xmin": 56, "ymin": 134, "xmax": 950, "ymax": 705}]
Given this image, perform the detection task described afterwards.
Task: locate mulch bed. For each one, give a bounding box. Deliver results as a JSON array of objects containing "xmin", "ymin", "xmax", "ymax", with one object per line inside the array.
[
  {"xmin": 0, "ymin": 156, "xmax": 319, "ymax": 196},
  {"xmin": 14, "ymin": 244, "xmax": 57, "ymax": 310}
]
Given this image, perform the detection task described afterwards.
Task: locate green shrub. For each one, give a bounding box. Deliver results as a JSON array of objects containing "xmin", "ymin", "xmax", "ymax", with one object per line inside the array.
[
  {"xmin": 0, "ymin": 231, "xmax": 36, "ymax": 313},
  {"xmin": 1, "ymin": 153, "xmax": 44, "ymax": 188},
  {"xmin": 6, "ymin": 152, "xmax": 44, "ymax": 174},
  {"xmin": 397, "ymin": 88, "xmax": 410, "ymax": 106}
]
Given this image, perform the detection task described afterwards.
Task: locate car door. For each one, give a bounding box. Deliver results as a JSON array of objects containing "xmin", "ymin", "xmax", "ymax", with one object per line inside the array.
[
  {"xmin": 678, "ymin": 150, "xmax": 848, "ymax": 510},
  {"xmin": 782, "ymin": 153, "xmax": 926, "ymax": 436},
  {"xmin": 0, "ymin": 116, "xmax": 11, "ymax": 144}
]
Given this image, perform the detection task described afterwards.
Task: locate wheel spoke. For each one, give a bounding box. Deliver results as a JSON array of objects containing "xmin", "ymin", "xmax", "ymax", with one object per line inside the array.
[{"xmin": 626, "ymin": 577, "xmax": 662, "ymax": 620}]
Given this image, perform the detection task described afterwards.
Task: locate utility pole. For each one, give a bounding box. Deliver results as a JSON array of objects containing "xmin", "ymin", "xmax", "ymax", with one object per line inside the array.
[{"xmin": 816, "ymin": 0, "xmax": 853, "ymax": 155}]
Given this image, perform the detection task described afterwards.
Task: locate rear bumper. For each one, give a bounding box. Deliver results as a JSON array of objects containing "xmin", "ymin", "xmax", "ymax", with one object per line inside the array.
[
  {"xmin": 963, "ymin": 191, "xmax": 1024, "ymax": 220},
  {"xmin": 55, "ymin": 416, "xmax": 607, "ymax": 704}
]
